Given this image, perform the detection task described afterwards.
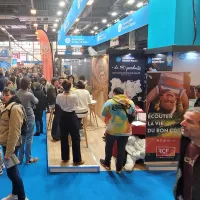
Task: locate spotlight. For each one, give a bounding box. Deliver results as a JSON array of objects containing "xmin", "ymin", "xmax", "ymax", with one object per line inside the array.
[
  {"xmin": 55, "ymin": 19, "xmax": 59, "ymax": 22},
  {"xmin": 111, "ymin": 12, "xmax": 117, "ymax": 16},
  {"xmin": 94, "ymin": 26, "xmax": 98, "ymax": 30},
  {"xmin": 54, "ymin": 24, "xmax": 58, "ymax": 27},
  {"xmin": 59, "ymin": 1, "xmax": 65, "ymax": 7},
  {"xmin": 136, "ymin": 2, "xmax": 144, "ymax": 8},
  {"xmin": 102, "ymin": 19, "xmax": 107, "ymax": 23},
  {"xmin": 75, "ymin": 18, "xmax": 80, "ymax": 22},
  {"xmin": 57, "ymin": 11, "xmax": 62, "ymax": 16},
  {"xmin": 127, "ymin": 0, "xmax": 135, "ymax": 4},
  {"xmin": 91, "ymin": 30, "xmax": 94, "ymax": 33},
  {"xmin": 33, "ymin": 23, "xmax": 38, "ymax": 27},
  {"xmin": 30, "ymin": 9, "xmax": 37, "ymax": 15},
  {"xmin": 52, "ymin": 29, "xmax": 56, "ymax": 32}
]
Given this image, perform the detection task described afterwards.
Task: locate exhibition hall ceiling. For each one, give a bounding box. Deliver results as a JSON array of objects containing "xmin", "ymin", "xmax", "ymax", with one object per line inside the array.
[{"xmin": 0, "ymin": 0, "xmax": 148, "ymax": 42}]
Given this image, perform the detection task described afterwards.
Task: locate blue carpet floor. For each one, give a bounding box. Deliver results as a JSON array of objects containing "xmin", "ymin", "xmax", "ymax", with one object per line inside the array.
[{"xmin": 0, "ymin": 114, "xmax": 176, "ymax": 200}]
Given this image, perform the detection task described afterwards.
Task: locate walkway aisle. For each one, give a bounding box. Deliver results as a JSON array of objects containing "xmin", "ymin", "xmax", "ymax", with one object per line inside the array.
[{"xmin": 0, "ymin": 114, "xmax": 176, "ymax": 200}]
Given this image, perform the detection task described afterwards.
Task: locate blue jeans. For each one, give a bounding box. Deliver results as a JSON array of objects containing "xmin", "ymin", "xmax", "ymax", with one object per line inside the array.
[{"xmin": 19, "ymin": 116, "xmax": 35, "ymax": 162}]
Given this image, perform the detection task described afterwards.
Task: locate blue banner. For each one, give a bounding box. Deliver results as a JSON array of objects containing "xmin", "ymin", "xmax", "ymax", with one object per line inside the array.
[
  {"xmin": 58, "ymin": 36, "xmax": 96, "ymax": 46},
  {"xmin": 58, "ymin": 5, "xmax": 149, "ymax": 46},
  {"xmin": 96, "ymin": 5, "xmax": 148, "ymax": 45},
  {"xmin": 58, "ymin": 0, "xmax": 89, "ymax": 44}
]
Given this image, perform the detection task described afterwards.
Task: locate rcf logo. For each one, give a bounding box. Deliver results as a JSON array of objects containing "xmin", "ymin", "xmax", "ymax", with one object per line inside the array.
[{"xmin": 156, "ymin": 147, "xmax": 175, "ymax": 157}]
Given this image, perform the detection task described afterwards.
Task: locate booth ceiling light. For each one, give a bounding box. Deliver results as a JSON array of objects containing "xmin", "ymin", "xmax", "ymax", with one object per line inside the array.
[
  {"xmin": 57, "ymin": 11, "xmax": 62, "ymax": 16},
  {"xmin": 52, "ymin": 29, "xmax": 56, "ymax": 32},
  {"xmin": 94, "ymin": 26, "xmax": 98, "ymax": 30},
  {"xmin": 91, "ymin": 30, "xmax": 94, "ymax": 33},
  {"xmin": 55, "ymin": 19, "xmax": 59, "ymax": 22},
  {"xmin": 54, "ymin": 24, "xmax": 58, "ymax": 27},
  {"xmin": 75, "ymin": 18, "xmax": 80, "ymax": 22},
  {"xmin": 87, "ymin": 0, "xmax": 94, "ymax": 5},
  {"xmin": 33, "ymin": 23, "xmax": 38, "ymax": 27},
  {"xmin": 30, "ymin": 9, "xmax": 37, "ymax": 15},
  {"xmin": 107, "ymin": 24, "xmax": 111, "ymax": 27},
  {"xmin": 102, "ymin": 19, "xmax": 107, "ymax": 23},
  {"xmin": 111, "ymin": 12, "xmax": 117, "ymax": 16},
  {"xmin": 59, "ymin": 1, "xmax": 66, "ymax": 7},
  {"xmin": 127, "ymin": 0, "xmax": 135, "ymax": 4},
  {"xmin": 136, "ymin": 2, "xmax": 144, "ymax": 8}
]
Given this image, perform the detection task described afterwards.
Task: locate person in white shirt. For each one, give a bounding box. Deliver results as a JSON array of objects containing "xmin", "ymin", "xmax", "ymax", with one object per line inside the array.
[
  {"xmin": 74, "ymin": 80, "xmax": 92, "ymax": 121},
  {"xmin": 56, "ymin": 80, "xmax": 84, "ymax": 166}
]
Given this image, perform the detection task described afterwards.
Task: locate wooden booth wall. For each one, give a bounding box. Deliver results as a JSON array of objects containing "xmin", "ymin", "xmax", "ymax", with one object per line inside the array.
[{"xmin": 91, "ymin": 55, "xmax": 109, "ymax": 120}]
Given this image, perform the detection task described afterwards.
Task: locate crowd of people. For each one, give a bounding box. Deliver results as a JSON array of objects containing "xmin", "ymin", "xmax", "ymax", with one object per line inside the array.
[{"xmin": 0, "ymin": 67, "xmax": 200, "ymax": 200}]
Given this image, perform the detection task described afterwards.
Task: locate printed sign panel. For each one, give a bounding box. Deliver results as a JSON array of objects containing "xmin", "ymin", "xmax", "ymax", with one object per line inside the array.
[
  {"xmin": 145, "ymin": 72, "xmax": 191, "ymax": 162},
  {"xmin": 109, "ymin": 54, "xmax": 146, "ymax": 105}
]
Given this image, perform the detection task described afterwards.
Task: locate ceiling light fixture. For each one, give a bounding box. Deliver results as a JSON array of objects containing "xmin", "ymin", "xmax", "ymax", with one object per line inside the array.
[
  {"xmin": 30, "ymin": 9, "xmax": 37, "ymax": 15},
  {"xmin": 59, "ymin": 1, "xmax": 66, "ymax": 7},
  {"xmin": 94, "ymin": 26, "xmax": 98, "ymax": 30},
  {"xmin": 107, "ymin": 24, "xmax": 111, "ymax": 27},
  {"xmin": 136, "ymin": 2, "xmax": 144, "ymax": 8},
  {"xmin": 91, "ymin": 30, "xmax": 94, "ymax": 33},
  {"xmin": 95, "ymin": 32, "xmax": 98, "ymax": 35},
  {"xmin": 111, "ymin": 12, "xmax": 117, "ymax": 16},
  {"xmin": 102, "ymin": 19, "xmax": 107, "ymax": 23},
  {"xmin": 75, "ymin": 18, "xmax": 80, "ymax": 22},
  {"xmin": 1, "ymin": 27, "xmax": 6, "ymax": 31},
  {"xmin": 52, "ymin": 29, "xmax": 56, "ymax": 32},
  {"xmin": 74, "ymin": 29, "xmax": 80, "ymax": 33},
  {"xmin": 33, "ymin": 23, "xmax": 38, "ymax": 27},
  {"xmin": 57, "ymin": 11, "xmax": 62, "ymax": 16},
  {"xmin": 87, "ymin": 0, "xmax": 94, "ymax": 5},
  {"xmin": 54, "ymin": 24, "xmax": 58, "ymax": 27},
  {"xmin": 127, "ymin": 0, "xmax": 135, "ymax": 4},
  {"xmin": 55, "ymin": 19, "xmax": 59, "ymax": 22}
]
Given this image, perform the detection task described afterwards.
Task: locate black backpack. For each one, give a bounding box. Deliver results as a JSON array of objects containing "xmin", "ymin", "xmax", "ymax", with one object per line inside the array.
[{"xmin": 8, "ymin": 103, "xmax": 28, "ymax": 136}]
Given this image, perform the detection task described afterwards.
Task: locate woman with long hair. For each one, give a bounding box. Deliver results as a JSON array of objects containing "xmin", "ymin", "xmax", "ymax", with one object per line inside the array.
[{"xmin": 56, "ymin": 80, "xmax": 84, "ymax": 165}]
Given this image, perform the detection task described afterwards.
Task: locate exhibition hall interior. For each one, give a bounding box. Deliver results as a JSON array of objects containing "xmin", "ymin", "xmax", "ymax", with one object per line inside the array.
[{"xmin": 0, "ymin": 0, "xmax": 200, "ymax": 199}]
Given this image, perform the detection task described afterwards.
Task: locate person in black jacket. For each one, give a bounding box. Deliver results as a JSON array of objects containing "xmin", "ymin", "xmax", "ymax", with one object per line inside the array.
[
  {"xmin": 33, "ymin": 82, "xmax": 47, "ymax": 136},
  {"xmin": 47, "ymin": 77, "xmax": 59, "ymax": 107},
  {"xmin": 194, "ymin": 85, "xmax": 200, "ymax": 107},
  {"xmin": 174, "ymin": 107, "xmax": 200, "ymax": 200}
]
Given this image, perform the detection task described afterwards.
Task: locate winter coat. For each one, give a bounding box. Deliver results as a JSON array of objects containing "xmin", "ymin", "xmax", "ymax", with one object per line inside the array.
[
  {"xmin": 174, "ymin": 136, "xmax": 200, "ymax": 200},
  {"xmin": 125, "ymin": 136, "xmax": 145, "ymax": 171},
  {"xmin": 33, "ymin": 89, "xmax": 48, "ymax": 111},
  {"xmin": 47, "ymin": 84, "xmax": 57, "ymax": 106},
  {"xmin": 0, "ymin": 99, "xmax": 24, "ymax": 157},
  {"xmin": 102, "ymin": 94, "xmax": 135, "ymax": 136}
]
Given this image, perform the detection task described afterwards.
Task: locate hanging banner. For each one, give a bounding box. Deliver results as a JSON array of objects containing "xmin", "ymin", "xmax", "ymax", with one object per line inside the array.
[
  {"xmin": 58, "ymin": 0, "xmax": 89, "ymax": 44},
  {"xmin": 145, "ymin": 72, "xmax": 190, "ymax": 162},
  {"xmin": 108, "ymin": 54, "xmax": 145, "ymax": 105},
  {"xmin": 37, "ymin": 30, "xmax": 53, "ymax": 82},
  {"xmin": 147, "ymin": 52, "xmax": 173, "ymax": 72},
  {"xmin": 0, "ymin": 47, "xmax": 12, "ymax": 69},
  {"xmin": 58, "ymin": 4, "xmax": 149, "ymax": 46}
]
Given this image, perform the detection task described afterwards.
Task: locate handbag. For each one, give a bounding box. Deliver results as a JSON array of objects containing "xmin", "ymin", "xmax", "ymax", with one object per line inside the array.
[{"xmin": 113, "ymin": 99, "xmax": 136, "ymax": 123}]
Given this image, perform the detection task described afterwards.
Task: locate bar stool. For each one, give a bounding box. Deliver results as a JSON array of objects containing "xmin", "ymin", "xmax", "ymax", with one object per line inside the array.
[
  {"xmin": 88, "ymin": 100, "xmax": 98, "ymax": 127},
  {"xmin": 47, "ymin": 107, "xmax": 54, "ymax": 131}
]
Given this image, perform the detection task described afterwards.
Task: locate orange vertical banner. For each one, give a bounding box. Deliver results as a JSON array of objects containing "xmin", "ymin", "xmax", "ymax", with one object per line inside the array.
[{"xmin": 37, "ymin": 30, "xmax": 53, "ymax": 82}]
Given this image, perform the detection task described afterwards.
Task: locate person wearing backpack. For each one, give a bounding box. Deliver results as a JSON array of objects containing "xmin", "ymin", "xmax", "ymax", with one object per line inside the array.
[
  {"xmin": 0, "ymin": 87, "xmax": 28, "ymax": 200},
  {"xmin": 100, "ymin": 87, "xmax": 135, "ymax": 174}
]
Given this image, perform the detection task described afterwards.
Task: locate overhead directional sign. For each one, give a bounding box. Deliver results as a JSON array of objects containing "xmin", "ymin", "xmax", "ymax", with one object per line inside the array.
[
  {"xmin": 58, "ymin": 4, "xmax": 149, "ymax": 46},
  {"xmin": 58, "ymin": 0, "xmax": 89, "ymax": 44}
]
